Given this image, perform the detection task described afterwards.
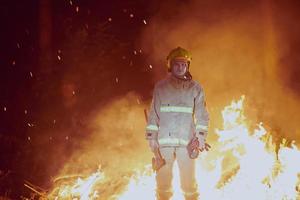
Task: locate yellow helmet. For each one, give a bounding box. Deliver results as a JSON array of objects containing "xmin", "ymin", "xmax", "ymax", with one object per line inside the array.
[{"xmin": 166, "ymin": 47, "xmax": 192, "ymax": 72}]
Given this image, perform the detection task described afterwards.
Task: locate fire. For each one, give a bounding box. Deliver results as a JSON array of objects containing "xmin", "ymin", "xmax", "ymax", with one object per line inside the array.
[
  {"xmin": 48, "ymin": 96, "xmax": 300, "ymax": 200},
  {"xmin": 48, "ymin": 171, "xmax": 104, "ymax": 200}
]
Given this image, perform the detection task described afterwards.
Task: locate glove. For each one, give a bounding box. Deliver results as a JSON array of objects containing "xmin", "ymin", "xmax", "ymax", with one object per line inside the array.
[
  {"xmin": 187, "ymin": 137, "xmax": 200, "ymax": 159},
  {"xmin": 148, "ymin": 139, "xmax": 159, "ymax": 152},
  {"xmin": 197, "ymin": 132, "xmax": 211, "ymax": 152},
  {"xmin": 197, "ymin": 133, "xmax": 206, "ymax": 152}
]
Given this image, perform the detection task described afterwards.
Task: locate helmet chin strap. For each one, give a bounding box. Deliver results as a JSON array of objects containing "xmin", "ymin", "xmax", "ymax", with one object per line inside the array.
[{"xmin": 172, "ymin": 71, "xmax": 192, "ymax": 81}]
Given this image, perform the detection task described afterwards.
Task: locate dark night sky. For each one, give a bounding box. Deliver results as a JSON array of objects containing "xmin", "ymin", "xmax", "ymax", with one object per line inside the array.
[
  {"xmin": 0, "ymin": 0, "xmax": 160, "ymax": 197},
  {"xmin": 1, "ymin": 0, "xmax": 300, "ymax": 199}
]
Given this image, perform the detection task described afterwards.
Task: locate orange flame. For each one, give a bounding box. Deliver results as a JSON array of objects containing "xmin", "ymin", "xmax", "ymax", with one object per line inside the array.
[{"xmin": 48, "ymin": 96, "xmax": 300, "ymax": 200}]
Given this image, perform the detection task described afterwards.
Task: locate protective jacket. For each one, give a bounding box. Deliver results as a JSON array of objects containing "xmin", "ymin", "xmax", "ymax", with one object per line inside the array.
[{"xmin": 146, "ymin": 74, "xmax": 209, "ymax": 147}]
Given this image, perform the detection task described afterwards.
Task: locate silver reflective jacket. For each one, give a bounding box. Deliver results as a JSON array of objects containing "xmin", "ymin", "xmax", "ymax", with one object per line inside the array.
[{"xmin": 145, "ymin": 74, "xmax": 209, "ymax": 147}]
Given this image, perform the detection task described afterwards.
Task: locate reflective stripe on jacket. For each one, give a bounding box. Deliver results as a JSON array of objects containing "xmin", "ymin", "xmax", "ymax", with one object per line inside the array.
[{"xmin": 145, "ymin": 74, "xmax": 209, "ymax": 147}]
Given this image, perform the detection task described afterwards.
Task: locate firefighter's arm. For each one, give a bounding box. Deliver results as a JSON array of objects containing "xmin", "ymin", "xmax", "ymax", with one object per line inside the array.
[
  {"xmin": 145, "ymin": 86, "xmax": 160, "ymax": 141},
  {"xmin": 194, "ymin": 85, "xmax": 209, "ymax": 140}
]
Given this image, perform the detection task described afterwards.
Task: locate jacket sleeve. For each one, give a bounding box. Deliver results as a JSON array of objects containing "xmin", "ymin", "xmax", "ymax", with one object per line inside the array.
[
  {"xmin": 194, "ymin": 85, "xmax": 209, "ymax": 139},
  {"xmin": 145, "ymin": 86, "xmax": 160, "ymax": 140}
]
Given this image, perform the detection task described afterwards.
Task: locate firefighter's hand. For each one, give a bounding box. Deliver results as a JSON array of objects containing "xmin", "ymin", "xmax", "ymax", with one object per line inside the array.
[
  {"xmin": 148, "ymin": 139, "xmax": 159, "ymax": 152},
  {"xmin": 197, "ymin": 134, "xmax": 206, "ymax": 152}
]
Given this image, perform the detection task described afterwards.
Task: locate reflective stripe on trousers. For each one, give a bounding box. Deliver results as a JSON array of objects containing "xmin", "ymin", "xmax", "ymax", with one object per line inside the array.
[{"xmin": 156, "ymin": 147, "xmax": 199, "ymax": 200}]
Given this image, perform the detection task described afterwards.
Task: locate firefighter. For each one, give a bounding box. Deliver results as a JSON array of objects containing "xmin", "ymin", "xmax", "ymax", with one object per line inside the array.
[{"xmin": 145, "ymin": 47, "xmax": 209, "ymax": 200}]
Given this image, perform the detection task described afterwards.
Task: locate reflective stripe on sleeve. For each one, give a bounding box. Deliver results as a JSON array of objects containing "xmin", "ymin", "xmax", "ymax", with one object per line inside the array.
[
  {"xmin": 158, "ymin": 138, "xmax": 189, "ymax": 146},
  {"xmin": 160, "ymin": 106, "xmax": 193, "ymax": 113},
  {"xmin": 146, "ymin": 124, "xmax": 159, "ymax": 131},
  {"xmin": 196, "ymin": 124, "xmax": 208, "ymax": 132}
]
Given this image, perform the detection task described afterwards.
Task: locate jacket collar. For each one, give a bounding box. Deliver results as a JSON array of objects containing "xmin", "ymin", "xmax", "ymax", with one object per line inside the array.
[{"xmin": 167, "ymin": 73, "xmax": 192, "ymax": 89}]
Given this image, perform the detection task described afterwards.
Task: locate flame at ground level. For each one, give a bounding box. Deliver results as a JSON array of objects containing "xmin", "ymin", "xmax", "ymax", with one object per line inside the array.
[{"xmin": 48, "ymin": 96, "xmax": 300, "ymax": 200}]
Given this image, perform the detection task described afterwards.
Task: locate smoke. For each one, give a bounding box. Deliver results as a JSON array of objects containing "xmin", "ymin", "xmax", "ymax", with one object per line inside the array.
[
  {"xmin": 138, "ymin": 0, "xmax": 300, "ymax": 142},
  {"xmin": 52, "ymin": 92, "xmax": 151, "ymax": 198},
  {"xmin": 44, "ymin": 1, "xmax": 300, "ymax": 197}
]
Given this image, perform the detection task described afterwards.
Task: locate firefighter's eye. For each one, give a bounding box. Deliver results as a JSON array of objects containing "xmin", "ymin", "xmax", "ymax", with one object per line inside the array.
[
  {"xmin": 172, "ymin": 63, "xmax": 180, "ymax": 68},
  {"xmin": 181, "ymin": 63, "xmax": 188, "ymax": 67}
]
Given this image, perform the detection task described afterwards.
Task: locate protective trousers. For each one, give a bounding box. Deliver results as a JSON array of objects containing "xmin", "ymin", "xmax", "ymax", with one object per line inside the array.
[{"xmin": 156, "ymin": 147, "xmax": 199, "ymax": 200}]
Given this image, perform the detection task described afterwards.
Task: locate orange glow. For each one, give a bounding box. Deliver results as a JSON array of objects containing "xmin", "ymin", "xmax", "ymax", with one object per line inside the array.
[{"xmin": 48, "ymin": 96, "xmax": 300, "ymax": 200}]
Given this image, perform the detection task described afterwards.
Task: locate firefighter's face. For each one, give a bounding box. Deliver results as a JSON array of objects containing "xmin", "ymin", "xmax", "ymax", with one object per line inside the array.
[{"xmin": 171, "ymin": 59, "xmax": 188, "ymax": 77}]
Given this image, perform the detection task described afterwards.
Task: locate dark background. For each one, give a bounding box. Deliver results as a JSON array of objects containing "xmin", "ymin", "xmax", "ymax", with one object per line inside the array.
[{"xmin": 0, "ymin": 0, "xmax": 160, "ymax": 198}]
